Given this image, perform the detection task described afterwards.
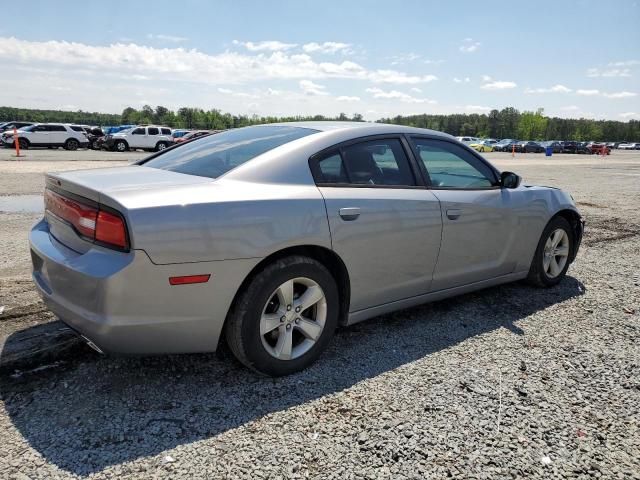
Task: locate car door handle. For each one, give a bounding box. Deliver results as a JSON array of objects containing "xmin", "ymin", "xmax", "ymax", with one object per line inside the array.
[
  {"xmin": 339, "ymin": 207, "xmax": 361, "ymax": 221},
  {"xmin": 446, "ymin": 209, "xmax": 462, "ymax": 220}
]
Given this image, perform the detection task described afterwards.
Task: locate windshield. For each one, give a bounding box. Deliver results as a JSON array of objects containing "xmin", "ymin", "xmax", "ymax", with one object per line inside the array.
[{"xmin": 142, "ymin": 125, "xmax": 318, "ymax": 179}]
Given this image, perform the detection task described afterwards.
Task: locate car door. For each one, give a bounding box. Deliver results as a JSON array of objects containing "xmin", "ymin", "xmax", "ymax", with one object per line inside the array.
[
  {"xmin": 146, "ymin": 127, "xmax": 160, "ymax": 149},
  {"xmin": 409, "ymin": 137, "xmax": 519, "ymax": 290},
  {"xmin": 48, "ymin": 125, "xmax": 67, "ymax": 145},
  {"xmin": 30, "ymin": 125, "xmax": 50, "ymax": 145},
  {"xmin": 129, "ymin": 127, "xmax": 146, "ymax": 148},
  {"xmin": 311, "ymin": 136, "xmax": 443, "ymax": 312}
]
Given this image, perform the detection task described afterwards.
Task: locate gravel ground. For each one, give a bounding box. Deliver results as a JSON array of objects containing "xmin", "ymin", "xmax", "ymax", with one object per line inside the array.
[{"xmin": 0, "ymin": 149, "xmax": 638, "ymax": 479}]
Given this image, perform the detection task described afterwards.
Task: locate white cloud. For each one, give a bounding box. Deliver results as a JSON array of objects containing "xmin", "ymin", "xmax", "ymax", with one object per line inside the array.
[
  {"xmin": 411, "ymin": 87, "xmax": 422, "ymax": 93},
  {"xmin": 146, "ymin": 34, "xmax": 188, "ymax": 43},
  {"xmin": 459, "ymin": 38, "xmax": 481, "ymax": 53},
  {"xmin": 524, "ymin": 84, "xmax": 572, "ymax": 94},
  {"xmin": 608, "ymin": 60, "xmax": 640, "ymax": 67},
  {"xmin": 576, "ymin": 89, "xmax": 600, "ymax": 96},
  {"xmin": 233, "ymin": 40, "xmax": 297, "ymax": 51},
  {"xmin": 365, "ymin": 87, "xmax": 436, "ymax": 104},
  {"xmin": 587, "ymin": 68, "xmax": 632, "ymax": 78},
  {"xmin": 390, "ymin": 52, "xmax": 421, "ymax": 65},
  {"xmin": 303, "ymin": 42, "xmax": 352, "ymax": 54},
  {"xmin": 0, "ymin": 36, "xmax": 437, "ymax": 87},
  {"xmin": 619, "ymin": 112, "xmax": 638, "ymax": 118},
  {"xmin": 368, "ymin": 70, "xmax": 437, "ymax": 84},
  {"xmin": 216, "ymin": 87, "xmax": 259, "ymax": 99},
  {"xmin": 453, "ymin": 77, "xmax": 471, "ymax": 83},
  {"xmin": 603, "ymin": 91, "xmax": 637, "ymax": 99},
  {"xmin": 217, "ymin": 87, "xmax": 233, "ymax": 94},
  {"xmin": 336, "ymin": 95, "xmax": 360, "ymax": 102},
  {"xmin": 299, "ymin": 79, "xmax": 329, "ymax": 96},
  {"xmin": 560, "ymin": 105, "xmax": 580, "ymax": 111},
  {"xmin": 481, "ymin": 80, "xmax": 517, "ymax": 90},
  {"xmin": 464, "ymin": 105, "xmax": 491, "ymax": 112}
]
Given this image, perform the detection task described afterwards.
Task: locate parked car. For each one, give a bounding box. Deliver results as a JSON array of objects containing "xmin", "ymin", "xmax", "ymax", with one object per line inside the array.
[
  {"xmin": 468, "ymin": 139, "xmax": 496, "ymax": 152},
  {"xmin": 81, "ymin": 127, "xmax": 105, "ymax": 150},
  {"xmin": 494, "ymin": 140, "xmax": 520, "ymax": 152},
  {"xmin": 587, "ymin": 143, "xmax": 611, "ymax": 155},
  {"xmin": 171, "ymin": 129, "xmax": 191, "ymax": 141},
  {"xmin": 103, "ymin": 125, "xmax": 173, "ymax": 152},
  {"xmin": 0, "ymin": 121, "xmax": 34, "ymax": 133},
  {"xmin": 174, "ymin": 130, "xmax": 219, "ymax": 144},
  {"xmin": 575, "ymin": 142, "xmax": 592, "ymax": 154},
  {"xmin": 541, "ymin": 141, "xmax": 564, "ymax": 153},
  {"xmin": 516, "ymin": 141, "xmax": 545, "ymax": 153},
  {"xmin": 455, "ymin": 136, "xmax": 480, "ymax": 144},
  {"xmin": 30, "ymin": 122, "xmax": 584, "ymax": 376},
  {"xmin": 1, "ymin": 123, "xmax": 88, "ymax": 150},
  {"xmin": 560, "ymin": 141, "xmax": 589, "ymax": 154},
  {"xmin": 618, "ymin": 142, "xmax": 639, "ymax": 150}
]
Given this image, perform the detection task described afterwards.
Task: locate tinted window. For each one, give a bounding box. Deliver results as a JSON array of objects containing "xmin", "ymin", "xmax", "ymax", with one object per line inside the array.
[
  {"xmin": 49, "ymin": 125, "xmax": 66, "ymax": 132},
  {"xmin": 412, "ymin": 138, "xmax": 496, "ymax": 189},
  {"xmin": 143, "ymin": 125, "xmax": 317, "ymax": 179},
  {"xmin": 161, "ymin": 128, "xmax": 171, "ymax": 135},
  {"xmin": 33, "ymin": 125, "xmax": 49, "ymax": 132},
  {"xmin": 132, "ymin": 128, "xmax": 145, "ymax": 135},
  {"xmin": 340, "ymin": 139, "xmax": 415, "ymax": 186},
  {"xmin": 317, "ymin": 152, "xmax": 348, "ymax": 183},
  {"xmin": 148, "ymin": 127, "xmax": 159, "ymax": 135},
  {"xmin": 70, "ymin": 126, "xmax": 84, "ymax": 132}
]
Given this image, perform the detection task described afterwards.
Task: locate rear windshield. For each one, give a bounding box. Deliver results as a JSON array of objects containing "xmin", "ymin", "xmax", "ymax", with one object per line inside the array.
[{"xmin": 142, "ymin": 125, "xmax": 318, "ymax": 179}]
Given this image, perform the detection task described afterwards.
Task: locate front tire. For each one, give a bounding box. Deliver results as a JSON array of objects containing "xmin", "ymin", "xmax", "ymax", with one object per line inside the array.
[
  {"xmin": 155, "ymin": 141, "xmax": 169, "ymax": 152},
  {"xmin": 225, "ymin": 255, "xmax": 339, "ymax": 376},
  {"xmin": 527, "ymin": 216, "xmax": 574, "ymax": 287},
  {"xmin": 18, "ymin": 138, "xmax": 29, "ymax": 150},
  {"xmin": 114, "ymin": 140, "xmax": 128, "ymax": 152}
]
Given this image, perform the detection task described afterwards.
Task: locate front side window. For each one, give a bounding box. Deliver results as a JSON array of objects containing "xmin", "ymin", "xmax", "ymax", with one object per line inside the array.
[
  {"xmin": 132, "ymin": 128, "xmax": 145, "ymax": 135},
  {"xmin": 411, "ymin": 138, "xmax": 496, "ymax": 189},
  {"xmin": 142, "ymin": 125, "xmax": 318, "ymax": 179}
]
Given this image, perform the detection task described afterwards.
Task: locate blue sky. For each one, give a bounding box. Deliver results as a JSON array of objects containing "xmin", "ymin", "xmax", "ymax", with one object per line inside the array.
[{"xmin": 0, "ymin": 0, "xmax": 638, "ymax": 120}]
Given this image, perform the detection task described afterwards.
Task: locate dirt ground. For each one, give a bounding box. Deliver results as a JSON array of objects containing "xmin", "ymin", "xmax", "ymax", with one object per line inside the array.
[{"xmin": 0, "ymin": 148, "xmax": 638, "ymax": 479}]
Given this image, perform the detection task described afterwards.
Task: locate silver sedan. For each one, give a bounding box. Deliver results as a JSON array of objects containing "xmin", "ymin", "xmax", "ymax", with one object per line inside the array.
[{"xmin": 30, "ymin": 122, "xmax": 584, "ymax": 376}]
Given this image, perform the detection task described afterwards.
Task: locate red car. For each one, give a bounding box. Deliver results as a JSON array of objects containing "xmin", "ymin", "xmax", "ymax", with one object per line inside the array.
[
  {"xmin": 174, "ymin": 130, "xmax": 220, "ymax": 144},
  {"xmin": 588, "ymin": 143, "xmax": 611, "ymax": 155}
]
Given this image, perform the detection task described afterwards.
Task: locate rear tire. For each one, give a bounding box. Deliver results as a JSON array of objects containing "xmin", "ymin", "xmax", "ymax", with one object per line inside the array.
[
  {"xmin": 225, "ymin": 255, "xmax": 339, "ymax": 376},
  {"xmin": 527, "ymin": 216, "xmax": 574, "ymax": 288},
  {"xmin": 64, "ymin": 138, "xmax": 79, "ymax": 151}
]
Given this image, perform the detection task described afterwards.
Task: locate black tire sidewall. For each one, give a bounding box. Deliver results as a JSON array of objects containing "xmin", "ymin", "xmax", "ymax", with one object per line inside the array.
[
  {"xmin": 235, "ymin": 259, "xmax": 339, "ymax": 376},
  {"xmin": 531, "ymin": 217, "xmax": 575, "ymax": 287}
]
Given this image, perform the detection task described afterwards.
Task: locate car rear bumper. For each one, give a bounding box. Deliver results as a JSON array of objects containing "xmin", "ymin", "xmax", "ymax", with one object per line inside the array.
[{"xmin": 29, "ymin": 218, "xmax": 258, "ymax": 355}]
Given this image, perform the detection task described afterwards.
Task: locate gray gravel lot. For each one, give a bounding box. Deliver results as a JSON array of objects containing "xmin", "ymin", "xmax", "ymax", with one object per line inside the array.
[{"xmin": 0, "ymin": 148, "xmax": 639, "ymax": 479}]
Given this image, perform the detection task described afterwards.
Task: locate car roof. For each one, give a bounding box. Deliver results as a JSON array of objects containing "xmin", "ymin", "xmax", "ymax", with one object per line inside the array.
[{"xmin": 263, "ymin": 121, "xmax": 453, "ymax": 138}]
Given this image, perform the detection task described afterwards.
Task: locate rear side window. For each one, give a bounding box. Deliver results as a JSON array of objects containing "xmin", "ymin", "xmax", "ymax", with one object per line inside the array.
[
  {"xmin": 70, "ymin": 126, "xmax": 84, "ymax": 132},
  {"xmin": 142, "ymin": 125, "xmax": 318, "ymax": 179},
  {"xmin": 161, "ymin": 128, "xmax": 171, "ymax": 135},
  {"xmin": 314, "ymin": 138, "xmax": 415, "ymax": 186},
  {"xmin": 148, "ymin": 127, "xmax": 159, "ymax": 135}
]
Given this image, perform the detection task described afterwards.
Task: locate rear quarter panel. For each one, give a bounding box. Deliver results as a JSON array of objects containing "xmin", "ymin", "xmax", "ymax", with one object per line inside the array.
[{"xmin": 111, "ymin": 179, "xmax": 332, "ymax": 264}]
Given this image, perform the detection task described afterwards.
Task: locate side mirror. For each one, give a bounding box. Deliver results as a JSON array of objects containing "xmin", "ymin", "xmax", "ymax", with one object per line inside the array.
[{"xmin": 500, "ymin": 171, "xmax": 521, "ymax": 189}]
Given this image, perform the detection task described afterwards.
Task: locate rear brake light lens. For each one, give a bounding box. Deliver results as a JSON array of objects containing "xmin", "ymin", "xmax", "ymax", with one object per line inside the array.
[
  {"xmin": 95, "ymin": 211, "xmax": 128, "ymax": 249},
  {"xmin": 44, "ymin": 188, "xmax": 129, "ymax": 251}
]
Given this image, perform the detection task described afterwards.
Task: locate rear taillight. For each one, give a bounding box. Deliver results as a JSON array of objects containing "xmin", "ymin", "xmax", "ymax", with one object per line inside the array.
[
  {"xmin": 44, "ymin": 188, "xmax": 129, "ymax": 251},
  {"xmin": 95, "ymin": 210, "xmax": 128, "ymax": 249}
]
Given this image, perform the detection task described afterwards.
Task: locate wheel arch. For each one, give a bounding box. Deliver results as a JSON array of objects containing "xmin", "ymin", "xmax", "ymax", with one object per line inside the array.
[
  {"xmin": 220, "ymin": 244, "xmax": 351, "ymax": 346},
  {"xmin": 550, "ymin": 208, "xmax": 583, "ymax": 263}
]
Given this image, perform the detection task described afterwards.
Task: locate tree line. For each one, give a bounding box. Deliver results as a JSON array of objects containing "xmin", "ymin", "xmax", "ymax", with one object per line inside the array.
[{"xmin": 1, "ymin": 105, "xmax": 638, "ymax": 141}]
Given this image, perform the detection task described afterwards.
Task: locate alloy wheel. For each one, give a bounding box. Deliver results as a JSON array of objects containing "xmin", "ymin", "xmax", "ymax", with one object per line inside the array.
[
  {"xmin": 260, "ymin": 277, "xmax": 327, "ymax": 361},
  {"xmin": 543, "ymin": 228, "xmax": 570, "ymax": 278}
]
